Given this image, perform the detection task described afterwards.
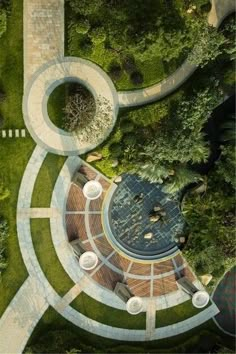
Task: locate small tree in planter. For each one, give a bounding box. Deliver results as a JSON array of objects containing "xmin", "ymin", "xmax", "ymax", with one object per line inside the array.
[{"xmin": 63, "ymin": 87, "xmax": 113, "ymax": 146}]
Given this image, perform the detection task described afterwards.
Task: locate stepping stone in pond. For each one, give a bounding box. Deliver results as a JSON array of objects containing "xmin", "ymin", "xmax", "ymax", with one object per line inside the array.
[
  {"xmin": 21, "ymin": 129, "xmax": 26, "ymax": 137},
  {"xmin": 15, "ymin": 129, "xmax": 19, "ymax": 138},
  {"xmin": 2, "ymin": 130, "xmax": 6, "ymax": 138},
  {"xmin": 8, "ymin": 130, "xmax": 13, "ymax": 138}
]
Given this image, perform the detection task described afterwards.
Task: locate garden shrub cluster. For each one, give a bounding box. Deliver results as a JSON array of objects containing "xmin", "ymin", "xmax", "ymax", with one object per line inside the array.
[
  {"xmin": 0, "ymin": 215, "xmax": 9, "ymax": 273},
  {"xmin": 65, "ymin": 0, "xmax": 208, "ymax": 89},
  {"xmin": 0, "ymin": 0, "xmax": 9, "ymax": 39}
]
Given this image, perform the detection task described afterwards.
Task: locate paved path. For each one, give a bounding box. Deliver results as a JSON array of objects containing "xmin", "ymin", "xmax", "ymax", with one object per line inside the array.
[
  {"xmin": 2, "ymin": 144, "xmax": 217, "ymax": 352},
  {"xmin": 23, "ymin": 58, "xmax": 119, "ymax": 156},
  {"xmin": 145, "ymin": 298, "xmax": 156, "ymax": 340},
  {"xmin": 24, "ymin": 0, "xmax": 64, "ymax": 84},
  {"xmin": 0, "ymin": 277, "xmax": 49, "ymax": 354},
  {"xmin": 118, "ymin": 0, "xmax": 236, "ymax": 108}
]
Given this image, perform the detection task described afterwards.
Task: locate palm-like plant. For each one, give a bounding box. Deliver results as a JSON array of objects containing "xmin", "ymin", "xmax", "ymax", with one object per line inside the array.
[
  {"xmin": 163, "ymin": 166, "xmax": 202, "ymax": 195},
  {"xmin": 138, "ymin": 162, "xmax": 171, "ymax": 184}
]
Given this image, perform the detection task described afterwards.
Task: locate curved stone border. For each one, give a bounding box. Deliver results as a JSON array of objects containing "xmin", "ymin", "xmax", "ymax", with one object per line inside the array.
[
  {"xmin": 118, "ymin": 0, "xmax": 235, "ymax": 108},
  {"xmin": 23, "ymin": 57, "xmax": 119, "ymax": 156}
]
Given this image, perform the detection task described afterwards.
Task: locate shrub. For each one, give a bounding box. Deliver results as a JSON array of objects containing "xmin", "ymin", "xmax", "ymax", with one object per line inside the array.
[
  {"xmin": 0, "ymin": 181, "xmax": 10, "ymax": 201},
  {"xmin": 123, "ymin": 133, "xmax": 137, "ymax": 146},
  {"xmin": 0, "ymin": 9, "xmax": 7, "ymax": 38},
  {"xmin": 78, "ymin": 36, "xmax": 93, "ymax": 55},
  {"xmin": 0, "ymin": 215, "xmax": 9, "ymax": 272},
  {"xmin": 128, "ymin": 101, "xmax": 169, "ymax": 127},
  {"xmin": 89, "ymin": 27, "xmax": 106, "ymax": 44},
  {"xmin": 0, "ymin": 90, "xmax": 6, "ymax": 103},
  {"xmin": 121, "ymin": 54, "xmax": 136, "ymax": 74},
  {"xmin": 75, "ymin": 19, "xmax": 90, "ymax": 34},
  {"xmin": 130, "ymin": 71, "xmax": 144, "ymax": 85},
  {"xmin": 109, "ymin": 143, "xmax": 123, "ymax": 158},
  {"xmin": 108, "ymin": 61, "xmax": 122, "ymax": 81},
  {"xmin": 0, "ymin": 114, "xmax": 4, "ymax": 128},
  {"xmin": 120, "ymin": 119, "xmax": 134, "ymax": 133}
]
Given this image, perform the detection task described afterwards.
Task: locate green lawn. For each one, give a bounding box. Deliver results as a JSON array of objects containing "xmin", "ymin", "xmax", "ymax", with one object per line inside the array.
[
  {"xmin": 31, "ymin": 153, "xmax": 66, "ymax": 207},
  {"xmin": 47, "ymin": 84, "xmax": 67, "ymax": 130},
  {"xmin": 156, "ymin": 299, "xmax": 207, "ymax": 327},
  {"xmin": 30, "ymin": 218, "xmax": 74, "ymax": 296},
  {"xmin": 0, "ymin": 0, "xmax": 25, "ymax": 128},
  {"xmin": 0, "ymin": 139, "xmax": 35, "ymax": 316},
  {"xmin": 71, "ymin": 292, "xmax": 146, "ymax": 329},
  {"xmin": 26, "ymin": 306, "xmax": 230, "ymax": 354},
  {"xmin": 0, "ymin": 0, "xmax": 36, "ymax": 316}
]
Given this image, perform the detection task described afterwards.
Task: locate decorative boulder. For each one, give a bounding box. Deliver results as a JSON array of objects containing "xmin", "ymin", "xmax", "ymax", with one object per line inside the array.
[
  {"xmin": 149, "ymin": 215, "xmax": 160, "ymax": 223},
  {"xmin": 114, "ymin": 175, "xmax": 122, "ymax": 183},
  {"xmin": 144, "ymin": 232, "xmax": 153, "ymax": 239},
  {"xmin": 111, "ymin": 159, "xmax": 119, "ymax": 168},
  {"xmin": 86, "ymin": 152, "xmax": 102, "ymax": 163},
  {"xmin": 199, "ymin": 274, "xmax": 213, "ymax": 286}
]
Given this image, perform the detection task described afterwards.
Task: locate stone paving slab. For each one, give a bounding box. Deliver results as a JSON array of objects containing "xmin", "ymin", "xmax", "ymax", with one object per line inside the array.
[
  {"xmin": 18, "ymin": 207, "xmax": 61, "ymax": 218},
  {"xmin": 24, "ymin": 0, "xmax": 64, "ymax": 84},
  {"xmin": 0, "ymin": 277, "xmax": 49, "ymax": 354}
]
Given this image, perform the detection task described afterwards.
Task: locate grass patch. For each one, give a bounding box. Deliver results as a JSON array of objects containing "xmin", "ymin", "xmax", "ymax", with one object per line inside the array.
[
  {"xmin": 31, "ymin": 218, "xmax": 74, "ymax": 296},
  {"xmin": 26, "ymin": 306, "xmax": 231, "ymax": 353},
  {"xmin": 0, "ymin": 139, "xmax": 35, "ymax": 316},
  {"xmin": 0, "ymin": 0, "xmax": 36, "ymax": 316},
  {"xmin": 156, "ymin": 299, "xmax": 207, "ymax": 327},
  {"xmin": 71, "ymin": 292, "xmax": 146, "ymax": 329},
  {"xmin": 0, "ymin": 0, "xmax": 24, "ymax": 128},
  {"xmin": 47, "ymin": 84, "xmax": 67, "ymax": 130},
  {"xmin": 31, "ymin": 153, "xmax": 66, "ymax": 207}
]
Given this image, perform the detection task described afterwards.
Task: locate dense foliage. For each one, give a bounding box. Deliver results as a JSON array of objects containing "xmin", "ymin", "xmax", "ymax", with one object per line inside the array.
[
  {"xmin": 0, "ymin": 215, "xmax": 9, "ymax": 273},
  {"xmin": 189, "ymin": 16, "xmax": 236, "ymax": 67},
  {"xmin": 182, "ymin": 170, "xmax": 235, "ymax": 281},
  {"xmin": 133, "ymin": 83, "xmax": 222, "ymax": 192},
  {"xmin": 66, "ymin": 0, "xmax": 208, "ymax": 88}
]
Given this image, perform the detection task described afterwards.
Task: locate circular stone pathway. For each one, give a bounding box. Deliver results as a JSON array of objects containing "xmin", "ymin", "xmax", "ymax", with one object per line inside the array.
[{"xmin": 23, "ymin": 57, "xmax": 119, "ymax": 156}]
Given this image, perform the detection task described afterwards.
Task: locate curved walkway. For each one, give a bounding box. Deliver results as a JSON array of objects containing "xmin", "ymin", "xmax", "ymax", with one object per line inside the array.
[
  {"xmin": 0, "ymin": 277, "xmax": 48, "ymax": 354},
  {"xmin": 0, "ymin": 145, "xmax": 219, "ymax": 352},
  {"xmin": 23, "ymin": 57, "xmax": 119, "ymax": 156},
  {"xmin": 118, "ymin": 0, "xmax": 236, "ymax": 108},
  {"xmin": 212, "ymin": 266, "xmax": 236, "ymax": 337}
]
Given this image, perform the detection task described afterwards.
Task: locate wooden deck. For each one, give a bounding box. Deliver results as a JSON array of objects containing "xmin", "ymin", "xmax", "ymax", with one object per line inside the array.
[{"xmin": 65, "ymin": 163, "xmax": 197, "ymax": 298}]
